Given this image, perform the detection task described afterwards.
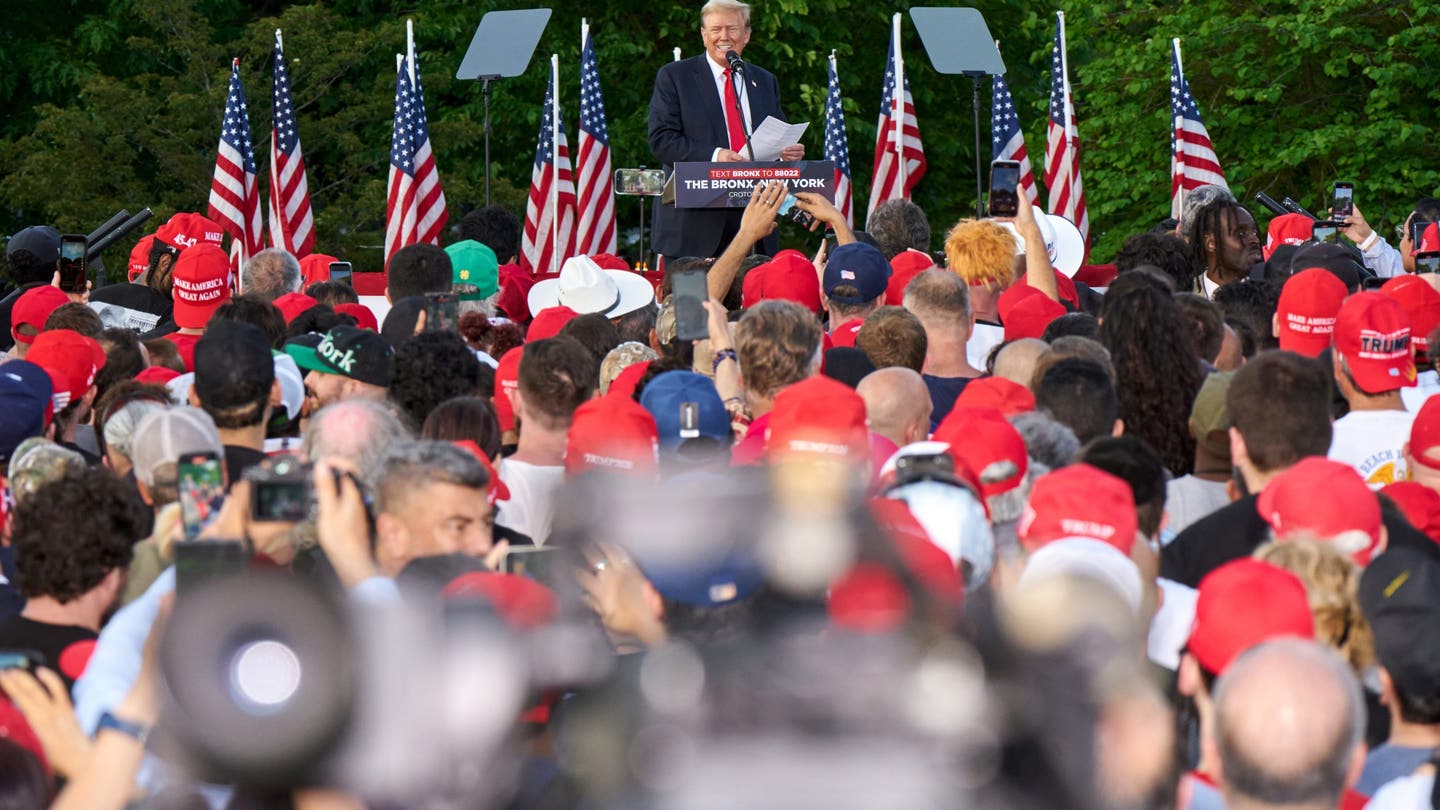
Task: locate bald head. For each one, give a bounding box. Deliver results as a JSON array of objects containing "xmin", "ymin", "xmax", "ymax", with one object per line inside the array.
[
  {"xmin": 1213, "ymin": 639, "xmax": 1364, "ymax": 808},
  {"xmin": 857, "ymin": 367, "xmax": 933, "ymax": 448},
  {"xmin": 993, "ymin": 338, "xmax": 1049, "ymax": 390}
]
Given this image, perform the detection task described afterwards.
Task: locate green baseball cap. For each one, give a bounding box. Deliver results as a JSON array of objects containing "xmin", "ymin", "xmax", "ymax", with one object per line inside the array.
[
  {"xmin": 284, "ymin": 327, "xmax": 394, "ymax": 388},
  {"xmin": 444, "ymin": 239, "xmax": 499, "ymax": 301}
]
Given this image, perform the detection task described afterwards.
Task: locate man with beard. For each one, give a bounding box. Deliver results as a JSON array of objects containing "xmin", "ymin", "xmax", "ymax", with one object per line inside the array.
[
  {"xmin": 0, "ymin": 466, "xmax": 145, "ymax": 692},
  {"xmin": 1188, "ymin": 199, "xmax": 1264, "ymax": 299}
]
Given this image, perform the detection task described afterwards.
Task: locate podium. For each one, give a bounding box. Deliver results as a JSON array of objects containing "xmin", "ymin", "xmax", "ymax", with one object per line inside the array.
[{"xmin": 665, "ymin": 160, "xmax": 836, "ymax": 208}]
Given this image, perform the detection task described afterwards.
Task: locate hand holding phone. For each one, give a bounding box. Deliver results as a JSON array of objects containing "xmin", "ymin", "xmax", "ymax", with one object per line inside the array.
[
  {"xmin": 422, "ymin": 292, "xmax": 459, "ymax": 333},
  {"xmin": 988, "ymin": 161, "xmax": 1022, "ymax": 218},
  {"xmin": 178, "ymin": 453, "xmax": 226, "ymax": 541},
  {"xmin": 777, "ymin": 194, "xmax": 817, "ymax": 229},
  {"xmin": 1331, "ymin": 182, "xmax": 1354, "ymax": 219},
  {"xmin": 57, "ymin": 234, "xmax": 88, "ymax": 295}
]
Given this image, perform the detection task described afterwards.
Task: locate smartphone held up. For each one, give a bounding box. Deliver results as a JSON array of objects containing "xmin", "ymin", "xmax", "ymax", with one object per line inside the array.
[
  {"xmin": 988, "ymin": 161, "xmax": 1021, "ymax": 218},
  {"xmin": 57, "ymin": 233, "xmax": 88, "ymax": 294}
]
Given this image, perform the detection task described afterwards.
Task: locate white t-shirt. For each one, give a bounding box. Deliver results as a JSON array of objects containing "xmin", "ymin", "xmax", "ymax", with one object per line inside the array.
[
  {"xmin": 496, "ymin": 459, "xmax": 566, "ymax": 545},
  {"xmin": 1365, "ymin": 770, "xmax": 1435, "ymax": 809},
  {"xmin": 967, "ymin": 322, "xmax": 1005, "ymax": 371},
  {"xmin": 1165, "ymin": 475, "xmax": 1231, "ymax": 535},
  {"xmin": 1401, "ymin": 369, "xmax": 1440, "ymax": 413},
  {"xmin": 1328, "ymin": 409, "xmax": 1417, "ymax": 490}
]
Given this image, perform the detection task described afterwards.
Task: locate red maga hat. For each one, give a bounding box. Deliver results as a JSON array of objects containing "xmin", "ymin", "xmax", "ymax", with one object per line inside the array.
[
  {"xmin": 1017, "ymin": 463, "xmax": 1138, "ymax": 554},
  {"xmin": 1186, "ymin": 558, "xmax": 1315, "ymax": 676},
  {"xmin": 1257, "ymin": 456, "xmax": 1383, "ymax": 565}
]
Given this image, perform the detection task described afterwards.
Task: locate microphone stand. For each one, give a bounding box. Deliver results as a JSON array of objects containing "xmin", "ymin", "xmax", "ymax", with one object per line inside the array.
[{"xmin": 726, "ymin": 56, "xmax": 756, "ymax": 161}]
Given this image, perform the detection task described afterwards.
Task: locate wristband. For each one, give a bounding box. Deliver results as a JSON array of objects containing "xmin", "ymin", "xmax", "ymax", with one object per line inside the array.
[
  {"xmin": 712, "ymin": 349, "xmax": 737, "ymax": 374},
  {"xmin": 97, "ymin": 710, "xmax": 151, "ymax": 745},
  {"xmin": 1358, "ymin": 231, "xmax": 1379, "ymax": 252}
]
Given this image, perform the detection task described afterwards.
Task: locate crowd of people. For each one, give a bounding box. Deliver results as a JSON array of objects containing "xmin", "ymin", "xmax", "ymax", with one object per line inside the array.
[{"xmin": 4, "ymin": 41, "xmax": 1440, "ymax": 810}]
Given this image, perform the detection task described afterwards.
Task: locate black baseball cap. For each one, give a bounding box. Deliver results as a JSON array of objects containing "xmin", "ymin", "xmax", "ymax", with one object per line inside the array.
[
  {"xmin": 1360, "ymin": 546, "xmax": 1440, "ymax": 701},
  {"xmin": 194, "ymin": 320, "xmax": 275, "ymax": 410},
  {"xmin": 6, "ymin": 226, "xmax": 60, "ymax": 260},
  {"xmin": 285, "ymin": 326, "xmax": 394, "ymax": 388},
  {"xmin": 1289, "ymin": 242, "xmax": 1366, "ymax": 292}
]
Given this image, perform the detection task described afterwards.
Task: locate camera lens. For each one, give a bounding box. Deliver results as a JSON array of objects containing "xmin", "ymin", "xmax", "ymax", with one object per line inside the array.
[{"xmin": 229, "ymin": 639, "xmax": 304, "ymax": 714}]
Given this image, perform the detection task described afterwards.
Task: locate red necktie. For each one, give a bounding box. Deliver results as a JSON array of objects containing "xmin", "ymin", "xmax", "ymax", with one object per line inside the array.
[{"xmin": 722, "ymin": 68, "xmax": 747, "ymax": 154}]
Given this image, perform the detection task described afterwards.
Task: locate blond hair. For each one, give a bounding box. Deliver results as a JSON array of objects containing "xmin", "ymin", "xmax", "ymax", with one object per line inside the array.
[
  {"xmin": 700, "ymin": 0, "xmax": 751, "ymax": 27},
  {"xmin": 944, "ymin": 219, "xmax": 1018, "ymax": 290},
  {"xmin": 1253, "ymin": 539, "xmax": 1374, "ymax": 673},
  {"xmin": 735, "ymin": 300, "xmax": 822, "ymax": 400}
]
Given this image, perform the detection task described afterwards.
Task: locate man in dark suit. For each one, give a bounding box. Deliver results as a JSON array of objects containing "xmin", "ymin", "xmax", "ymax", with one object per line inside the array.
[{"xmin": 648, "ymin": 0, "xmax": 804, "ymax": 261}]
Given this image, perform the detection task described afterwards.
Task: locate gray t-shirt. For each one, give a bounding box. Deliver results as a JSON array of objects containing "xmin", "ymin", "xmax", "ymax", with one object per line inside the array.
[
  {"xmin": 1358, "ymin": 744, "xmax": 1435, "ymax": 797},
  {"xmin": 1165, "ymin": 475, "xmax": 1230, "ymax": 535}
]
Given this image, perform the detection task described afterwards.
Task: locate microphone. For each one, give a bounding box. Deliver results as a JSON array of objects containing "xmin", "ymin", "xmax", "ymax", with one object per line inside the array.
[{"xmin": 725, "ymin": 49, "xmax": 744, "ymax": 73}]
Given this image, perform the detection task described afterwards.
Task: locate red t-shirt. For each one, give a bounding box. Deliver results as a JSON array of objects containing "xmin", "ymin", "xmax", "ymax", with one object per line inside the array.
[
  {"xmin": 829, "ymin": 319, "xmax": 865, "ymax": 349},
  {"xmin": 164, "ymin": 332, "xmax": 201, "ymax": 372}
]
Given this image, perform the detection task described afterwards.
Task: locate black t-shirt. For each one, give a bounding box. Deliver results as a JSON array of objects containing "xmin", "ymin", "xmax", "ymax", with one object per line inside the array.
[
  {"xmin": 1161, "ymin": 492, "xmax": 1440, "ymax": 587},
  {"xmin": 224, "ymin": 445, "xmax": 267, "ymax": 491},
  {"xmin": 88, "ymin": 282, "xmax": 172, "ymax": 333},
  {"xmin": 0, "ymin": 616, "xmax": 97, "ymax": 692},
  {"xmin": 923, "ymin": 375, "xmax": 974, "ymax": 424}
]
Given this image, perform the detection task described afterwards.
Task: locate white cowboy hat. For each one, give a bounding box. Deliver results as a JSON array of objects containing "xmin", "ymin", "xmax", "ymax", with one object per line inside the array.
[
  {"xmin": 527, "ymin": 255, "xmax": 656, "ymax": 318},
  {"xmin": 996, "ymin": 214, "xmax": 1086, "ymax": 278}
]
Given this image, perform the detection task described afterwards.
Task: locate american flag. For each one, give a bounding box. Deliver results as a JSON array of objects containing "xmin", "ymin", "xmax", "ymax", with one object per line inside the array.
[
  {"xmin": 1170, "ymin": 39, "xmax": 1228, "ymax": 219},
  {"xmin": 1044, "ymin": 12, "xmax": 1088, "ymax": 243},
  {"xmin": 824, "ymin": 52, "xmax": 854, "ymax": 227},
  {"xmin": 208, "ymin": 59, "xmax": 263, "ymax": 270},
  {"xmin": 575, "ymin": 26, "xmax": 617, "ymax": 256},
  {"xmin": 520, "ymin": 58, "xmax": 577, "ymax": 275},
  {"xmin": 384, "ymin": 25, "xmax": 447, "ymax": 270},
  {"xmin": 990, "ymin": 73, "xmax": 1039, "ymax": 204},
  {"xmin": 866, "ymin": 15, "xmax": 925, "ymax": 225},
  {"xmin": 268, "ymin": 30, "xmax": 314, "ymax": 258}
]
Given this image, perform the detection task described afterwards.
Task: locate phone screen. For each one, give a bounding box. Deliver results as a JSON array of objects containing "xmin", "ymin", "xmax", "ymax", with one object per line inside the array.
[
  {"xmin": 58, "ymin": 235, "xmax": 87, "ymax": 294},
  {"xmin": 251, "ymin": 479, "xmax": 310, "ymax": 523},
  {"xmin": 988, "ymin": 161, "xmax": 1021, "ymax": 218},
  {"xmin": 178, "ymin": 453, "xmax": 225, "ymax": 541},
  {"xmin": 175, "ymin": 540, "xmax": 248, "ymax": 595},
  {"xmin": 1312, "ymin": 222, "xmax": 1340, "ymax": 245},
  {"xmin": 0, "ymin": 650, "xmax": 43, "ymax": 672},
  {"xmin": 504, "ymin": 547, "xmax": 561, "ymax": 587},
  {"xmin": 671, "ymin": 268, "xmax": 709, "ymax": 342},
  {"xmin": 1412, "ymin": 221, "xmax": 1438, "ymax": 256},
  {"xmin": 423, "ymin": 293, "xmax": 459, "ymax": 333},
  {"xmin": 328, "ymin": 262, "xmax": 353, "ymax": 283},
  {"xmin": 1332, "ymin": 183, "xmax": 1354, "ymax": 218}
]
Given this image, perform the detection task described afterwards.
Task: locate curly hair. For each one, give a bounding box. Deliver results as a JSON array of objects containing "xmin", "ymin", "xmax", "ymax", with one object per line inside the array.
[
  {"xmin": 388, "ymin": 331, "xmax": 483, "ymax": 430},
  {"xmin": 1097, "ymin": 285, "xmax": 1202, "ymax": 475},
  {"xmin": 734, "ymin": 300, "xmax": 823, "ymax": 400},
  {"xmin": 1253, "ymin": 540, "xmax": 1374, "ymax": 674},
  {"xmin": 1114, "ymin": 231, "xmax": 1197, "ymax": 290},
  {"xmin": 1212, "ymin": 279, "xmax": 1280, "ymax": 353},
  {"xmin": 457, "ymin": 312, "xmax": 525, "ymax": 360},
  {"xmin": 944, "ymin": 219, "xmax": 1016, "ymax": 290},
  {"xmin": 10, "ymin": 467, "xmax": 145, "ymax": 602}
]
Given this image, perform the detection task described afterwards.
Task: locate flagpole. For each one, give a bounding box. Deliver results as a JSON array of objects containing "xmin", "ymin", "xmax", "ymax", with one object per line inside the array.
[
  {"xmin": 1172, "ymin": 38, "xmax": 1184, "ymax": 219},
  {"xmin": 891, "ymin": 13, "xmax": 905, "ymax": 194},
  {"xmin": 406, "ymin": 19, "xmax": 416, "ymax": 84},
  {"xmin": 551, "ymin": 54, "xmax": 560, "ymax": 275},
  {"xmin": 674, "ymin": 47, "xmax": 681, "ymax": 62}
]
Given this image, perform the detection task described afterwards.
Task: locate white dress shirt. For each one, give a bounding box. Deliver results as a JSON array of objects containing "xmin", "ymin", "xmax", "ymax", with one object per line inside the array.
[{"xmin": 706, "ymin": 54, "xmax": 753, "ymax": 160}]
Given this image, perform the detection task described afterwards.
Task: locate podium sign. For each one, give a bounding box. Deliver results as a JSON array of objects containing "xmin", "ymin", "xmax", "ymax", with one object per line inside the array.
[{"xmin": 671, "ymin": 161, "xmax": 835, "ymax": 209}]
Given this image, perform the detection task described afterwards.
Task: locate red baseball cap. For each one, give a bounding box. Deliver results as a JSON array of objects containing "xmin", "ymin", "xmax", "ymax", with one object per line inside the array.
[
  {"xmin": 998, "ymin": 284, "xmax": 1065, "ymax": 342},
  {"xmin": 886, "ymin": 249, "xmax": 936, "ymax": 305},
  {"xmin": 1186, "ymin": 558, "xmax": 1315, "ymax": 676},
  {"xmin": 451, "ymin": 439, "xmax": 510, "ymax": 505},
  {"xmin": 498, "ymin": 263, "xmax": 537, "ymax": 323},
  {"xmin": 272, "ymin": 292, "xmax": 319, "ymax": 325},
  {"xmin": 954, "ymin": 376, "xmax": 1036, "ymax": 417},
  {"xmin": 494, "ymin": 346, "xmax": 524, "ymax": 433},
  {"xmin": 10, "ymin": 286, "xmax": 69, "ymax": 345},
  {"xmin": 134, "ymin": 366, "xmax": 181, "ymax": 386},
  {"xmin": 335, "ymin": 303, "xmax": 378, "ymax": 332},
  {"xmin": 1334, "ymin": 291, "xmax": 1416, "ymax": 393},
  {"xmin": 589, "ymin": 253, "xmax": 629, "ymax": 272},
  {"xmin": 608, "ymin": 360, "xmax": 649, "ymax": 400},
  {"xmin": 1017, "ymin": 463, "xmax": 1138, "ymax": 554},
  {"xmin": 298, "ymin": 253, "xmax": 339, "ymax": 288},
  {"xmin": 1276, "ymin": 268, "xmax": 1348, "ymax": 357},
  {"xmin": 741, "ymin": 250, "xmax": 822, "ymax": 313},
  {"xmin": 128, "ymin": 234, "xmax": 155, "ymax": 281},
  {"xmin": 1257, "ymin": 456, "xmax": 1383, "ymax": 565},
  {"xmin": 564, "ymin": 394, "xmax": 658, "ymax": 476},
  {"xmin": 26, "ymin": 329, "xmax": 106, "ymax": 408},
  {"xmin": 765, "ymin": 375, "xmax": 869, "ymax": 462},
  {"xmin": 442, "ymin": 572, "xmax": 557, "ymax": 630},
  {"xmin": 1264, "ymin": 213, "xmax": 1314, "ymax": 260},
  {"xmin": 526, "ymin": 306, "xmax": 579, "ymax": 342},
  {"xmin": 1380, "ymin": 482, "xmax": 1440, "ymax": 544},
  {"xmin": 1410, "ymin": 396, "xmax": 1440, "ymax": 472},
  {"xmin": 931, "ymin": 406, "xmax": 1028, "ymax": 498},
  {"xmin": 171, "ymin": 243, "xmax": 233, "ymax": 329},
  {"xmin": 828, "ymin": 499, "xmax": 963, "ymax": 632},
  {"xmin": 1381, "ymin": 275, "xmax": 1440, "ymax": 359},
  {"xmin": 154, "ymin": 212, "xmax": 224, "ymax": 253}
]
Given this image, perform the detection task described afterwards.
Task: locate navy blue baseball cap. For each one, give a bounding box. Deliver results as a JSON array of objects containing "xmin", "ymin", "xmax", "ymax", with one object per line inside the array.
[
  {"xmin": 6, "ymin": 226, "xmax": 60, "ymax": 260},
  {"xmin": 0, "ymin": 361, "xmax": 54, "ymax": 462},
  {"xmin": 823, "ymin": 242, "xmax": 892, "ymax": 305},
  {"xmin": 639, "ymin": 371, "xmax": 732, "ymax": 455}
]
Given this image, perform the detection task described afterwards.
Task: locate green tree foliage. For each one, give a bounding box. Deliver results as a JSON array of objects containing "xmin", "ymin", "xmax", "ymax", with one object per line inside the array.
[{"xmin": 3, "ymin": 0, "xmax": 1438, "ymax": 279}]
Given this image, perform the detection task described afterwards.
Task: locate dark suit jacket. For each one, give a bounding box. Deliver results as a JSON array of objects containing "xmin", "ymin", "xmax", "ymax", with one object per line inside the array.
[{"xmin": 648, "ymin": 55, "xmax": 785, "ymax": 260}]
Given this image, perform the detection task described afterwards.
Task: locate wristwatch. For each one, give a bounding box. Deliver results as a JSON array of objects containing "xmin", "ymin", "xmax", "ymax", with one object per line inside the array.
[{"xmin": 96, "ymin": 711, "xmax": 151, "ymax": 745}]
